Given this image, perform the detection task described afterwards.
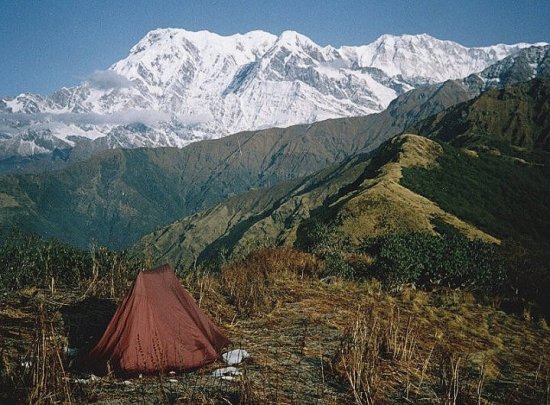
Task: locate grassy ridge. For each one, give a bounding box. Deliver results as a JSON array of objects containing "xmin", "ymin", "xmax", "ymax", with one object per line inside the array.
[{"xmin": 401, "ymin": 143, "xmax": 550, "ymax": 246}]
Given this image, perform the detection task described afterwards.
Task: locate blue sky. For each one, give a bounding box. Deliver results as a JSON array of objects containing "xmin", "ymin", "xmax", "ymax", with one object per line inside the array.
[{"xmin": 1, "ymin": 0, "xmax": 548, "ymax": 97}]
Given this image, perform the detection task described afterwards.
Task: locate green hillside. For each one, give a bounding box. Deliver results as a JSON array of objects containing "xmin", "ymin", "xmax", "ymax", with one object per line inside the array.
[
  {"xmin": 402, "ymin": 78, "xmax": 550, "ymax": 244},
  {"xmin": 410, "ymin": 77, "xmax": 550, "ymax": 151},
  {"xmin": 138, "ymin": 134, "xmax": 500, "ymax": 269}
]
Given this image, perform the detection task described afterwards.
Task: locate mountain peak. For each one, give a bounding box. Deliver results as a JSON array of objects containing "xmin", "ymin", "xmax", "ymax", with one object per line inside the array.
[
  {"xmin": 129, "ymin": 27, "xmax": 276, "ymax": 56},
  {"xmin": 374, "ymin": 33, "xmax": 445, "ymax": 45},
  {"xmin": 278, "ymin": 30, "xmax": 314, "ymax": 44}
]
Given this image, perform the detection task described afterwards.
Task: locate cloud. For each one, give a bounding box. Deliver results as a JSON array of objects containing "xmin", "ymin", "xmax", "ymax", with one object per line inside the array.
[
  {"xmin": 58, "ymin": 110, "xmax": 172, "ymax": 126},
  {"xmin": 0, "ymin": 110, "xmax": 168, "ymax": 127},
  {"xmin": 0, "ymin": 109, "xmax": 213, "ymax": 128},
  {"xmin": 86, "ymin": 70, "xmax": 134, "ymax": 90}
]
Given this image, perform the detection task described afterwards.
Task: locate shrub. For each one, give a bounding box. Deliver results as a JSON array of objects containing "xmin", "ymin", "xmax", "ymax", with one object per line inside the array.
[
  {"xmin": 324, "ymin": 253, "xmax": 355, "ymax": 280},
  {"xmin": 295, "ymin": 218, "xmax": 350, "ymax": 257},
  {"xmin": 361, "ymin": 233, "xmax": 505, "ymax": 292},
  {"xmin": 0, "ymin": 229, "xmax": 145, "ymax": 296},
  {"xmin": 0, "ymin": 230, "xmax": 88, "ymax": 290},
  {"xmin": 500, "ymin": 239, "xmax": 550, "ymax": 319}
]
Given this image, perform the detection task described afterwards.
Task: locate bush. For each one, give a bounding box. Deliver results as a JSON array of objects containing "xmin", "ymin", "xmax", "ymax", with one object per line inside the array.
[
  {"xmin": 0, "ymin": 229, "xmax": 145, "ymax": 296},
  {"xmin": 361, "ymin": 232, "xmax": 505, "ymax": 292},
  {"xmin": 295, "ymin": 218, "xmax": 350, "ymax": 257},
  {"xmin": 295, "ymin": 218, "xmax": 355, "ymax": 280},
  {"xmin": 324, "ymin": 253, "xmax": 355, "ymax": 280},
  {"xmin": 500, "ymin": 239, "xmax": 550, "ymax": 319},
  {"xmin": 0, "ymin": 230, "xmax": 88, "ymax": 289}
]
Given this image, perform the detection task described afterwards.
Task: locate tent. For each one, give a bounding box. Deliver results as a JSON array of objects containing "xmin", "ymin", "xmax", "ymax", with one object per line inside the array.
[{"xmin": 86, "ymin": 264, "xmax": 230, "ymax": 376}]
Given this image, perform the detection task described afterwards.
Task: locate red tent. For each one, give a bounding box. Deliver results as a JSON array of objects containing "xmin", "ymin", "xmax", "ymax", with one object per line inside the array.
[{"xmin": 87, "ymin": 264, "xmax": 230, "ymax": 376}]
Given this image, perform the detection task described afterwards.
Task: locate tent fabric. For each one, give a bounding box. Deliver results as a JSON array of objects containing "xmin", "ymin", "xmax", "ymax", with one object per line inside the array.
[{"xmin": 86, "ymin": 264, "xmax": 230, "ymax": 376}]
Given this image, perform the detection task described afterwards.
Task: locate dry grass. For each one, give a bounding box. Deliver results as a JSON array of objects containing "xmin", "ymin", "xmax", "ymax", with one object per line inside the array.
[
  {"xmin": 27, "ymin": 305, "xmax": 73, "ymax": 404},
  {"xmin": 1, "ymin": 247, "xmax": 549, "ymax": 404},
  {"xmin": 78, "ymin": 245, "xmax": 145, "ymax": 299},
  {"xmin": 1, "ymin": 301, "xmax": 73, "ymax": 404},
  {"xmin": 220, "ymin": 247, "xmax": 323, "ymax": 316},
  {"xmin": 0, "ymin": 192, "xmax": 19, "ymax": 208}
]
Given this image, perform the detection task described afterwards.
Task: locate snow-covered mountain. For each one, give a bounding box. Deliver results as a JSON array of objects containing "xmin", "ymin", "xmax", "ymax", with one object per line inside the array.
[{"xmin": 0, "ymin": 28, "xmax": 546, "ymax": 159}]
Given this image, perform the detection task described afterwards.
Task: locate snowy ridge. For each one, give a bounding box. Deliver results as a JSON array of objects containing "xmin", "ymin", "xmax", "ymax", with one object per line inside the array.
[{"xmin": 0, "ymin": 28, "xmax": 547, "ymax": 159}]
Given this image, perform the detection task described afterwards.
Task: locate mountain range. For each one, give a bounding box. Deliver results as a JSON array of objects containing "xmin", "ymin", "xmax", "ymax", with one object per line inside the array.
[
  {"xmin": 0, "ymin": 29, "xmax": 546, "ymax": 170},
  {"xmin": 0, "ymin": 63, "xmax": 548, "ymax": 251},
  {"xmin": 0, "ymin": 27, "xmax": 548, "ymax": 255}
]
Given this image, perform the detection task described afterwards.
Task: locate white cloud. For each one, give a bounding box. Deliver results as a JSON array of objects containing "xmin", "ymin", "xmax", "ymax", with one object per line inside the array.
[
  {"xmin": 0, "ymin": 109, "xmax": 214, "ymax": 128},
  {"xmin": 86, "ymin": 70, "xmax": 134, "ymax": 90}
]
